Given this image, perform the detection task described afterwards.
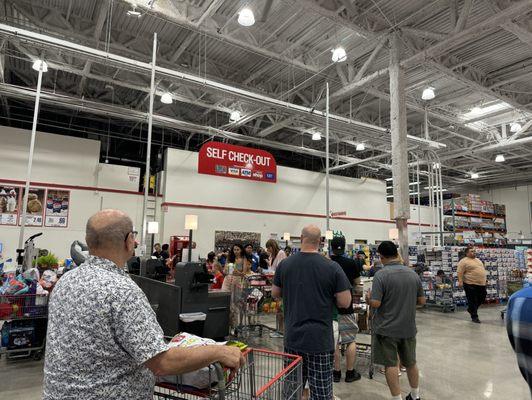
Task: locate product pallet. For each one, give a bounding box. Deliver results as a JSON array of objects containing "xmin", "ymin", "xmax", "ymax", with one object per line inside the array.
[{"xmin": 442, "ymin": 196, "xmax": 507, "ymax": 246}]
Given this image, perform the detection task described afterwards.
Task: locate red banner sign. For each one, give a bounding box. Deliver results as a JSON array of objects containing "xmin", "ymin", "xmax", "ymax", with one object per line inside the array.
[{"xmin": 198, "ymin": 142, "xmax": 277, "ymax": 183}]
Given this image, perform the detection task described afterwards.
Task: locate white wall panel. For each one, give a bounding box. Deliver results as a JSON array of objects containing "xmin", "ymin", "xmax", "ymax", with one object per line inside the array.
[{"xmin": 478, "ymin": 185, "xmax": 532, "ymax": 238}]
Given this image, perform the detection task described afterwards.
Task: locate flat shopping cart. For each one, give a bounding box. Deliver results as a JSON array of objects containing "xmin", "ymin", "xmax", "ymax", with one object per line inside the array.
[
  {"xmin": 154, "ymin": 348, "xmax": 303, "ymax": 400},
  {"xmin": 0, "ymin": 293, "xmax": 49, "ymax": 360}
]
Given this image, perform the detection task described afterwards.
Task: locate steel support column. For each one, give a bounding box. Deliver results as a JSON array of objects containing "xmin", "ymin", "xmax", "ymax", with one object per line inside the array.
[
  {"xmin": 389, "ymin": 34, "xmax": 410, "ymax": 263},
  {"xmin": 140, "ymin": 33, "xmax": 157, "ymax": 253},
  {"xmin": 18, "ymin": 62, "xmax": 44, "ymax": 251}
]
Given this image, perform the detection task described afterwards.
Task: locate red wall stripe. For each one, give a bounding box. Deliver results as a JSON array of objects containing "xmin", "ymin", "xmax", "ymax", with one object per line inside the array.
[
  {"xmin": 0, "ymin": 178, "xmax": 161, "ymax": 197},
  {"xmin": 0, "ymin": 179, "xmax": 431, "ymax": 228},
  {"xmin": 161, "ymin": 201, "xmax": 432, "ymax": 227}
]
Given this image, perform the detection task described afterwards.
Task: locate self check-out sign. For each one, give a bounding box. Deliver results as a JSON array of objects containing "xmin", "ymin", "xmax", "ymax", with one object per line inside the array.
[{"xmin": 198, "ymin": 142, "xmax": 277, "ymax": 183}]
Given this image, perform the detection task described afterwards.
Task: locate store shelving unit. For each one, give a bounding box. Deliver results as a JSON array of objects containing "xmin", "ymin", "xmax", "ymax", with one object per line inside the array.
[{"xmin": 443, "ymin": 196, "xmax": 507, "ymax": 247}]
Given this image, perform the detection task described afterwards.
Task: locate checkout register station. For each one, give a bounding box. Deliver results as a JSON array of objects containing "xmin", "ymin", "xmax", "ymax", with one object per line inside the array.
[{"xmin": 128, "ymin": 257, "xmax": 231, "ymax": 340}]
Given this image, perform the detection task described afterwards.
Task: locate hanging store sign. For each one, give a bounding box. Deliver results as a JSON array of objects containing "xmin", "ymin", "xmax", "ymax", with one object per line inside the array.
[{"xmin": 198, "ymin": 142, "xmax": 277, "ymax": 183}]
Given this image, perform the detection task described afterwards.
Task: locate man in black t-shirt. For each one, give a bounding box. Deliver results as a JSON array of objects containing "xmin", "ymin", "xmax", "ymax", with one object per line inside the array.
[
  {"xmin": 273, "ymin": 225, "xmax": 351, "ymax": 400},
  {"xmin": 330, "ymin": 236, "xmax": 362, "ymax": 383}
]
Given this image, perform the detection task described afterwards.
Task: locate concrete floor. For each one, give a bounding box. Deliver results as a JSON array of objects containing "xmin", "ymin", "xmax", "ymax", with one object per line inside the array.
[{"xmin": 0, "ymin": 306, "xmax": 529, "ymax": 400}]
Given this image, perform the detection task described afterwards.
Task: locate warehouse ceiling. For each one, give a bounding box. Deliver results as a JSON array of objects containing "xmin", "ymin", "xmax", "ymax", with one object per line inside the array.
[{"xmin": 0, "ymin": 0, "xmax": 531, "ymax": 192}]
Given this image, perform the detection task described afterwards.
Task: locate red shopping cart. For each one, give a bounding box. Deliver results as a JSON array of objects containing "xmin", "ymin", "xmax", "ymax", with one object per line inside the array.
[
  {"xmin": 0, "ymin": 293, "xmax": 49, "ymax": 360},
  {"xmin": 154, "ymin": 348, "xmax": 303, "ymax": 400}
]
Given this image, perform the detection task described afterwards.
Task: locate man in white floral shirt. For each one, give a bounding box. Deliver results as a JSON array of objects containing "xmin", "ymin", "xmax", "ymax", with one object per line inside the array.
[{"xmin": 43, "ymin": 209, "xmax": 242, "ymax": 400}]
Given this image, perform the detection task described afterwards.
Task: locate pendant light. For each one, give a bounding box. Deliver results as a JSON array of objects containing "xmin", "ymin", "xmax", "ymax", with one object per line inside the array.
[
  {"xmin": 495, "ymin": 154, "xmax": 505, "ymax": 163},
  {"xmin": 238, "ymin": 7, "xmax": 255, "ymax": 26},
  {"xmin": 421, "ymin": 87, "xmax": 435, "ymax": 100},
  {"xmin": 331, "ymin": 47, "xmax": 347, "ymax": 63}
]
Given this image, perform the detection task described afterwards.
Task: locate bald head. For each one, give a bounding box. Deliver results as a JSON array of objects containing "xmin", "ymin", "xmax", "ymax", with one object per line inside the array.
[
  {"xmin": 86, "ymin": 209, "xmax": 133, "ymax": 252},
  {"xmin": 301, "ymin": 225, "xmax": 321, "ymax": 250}
]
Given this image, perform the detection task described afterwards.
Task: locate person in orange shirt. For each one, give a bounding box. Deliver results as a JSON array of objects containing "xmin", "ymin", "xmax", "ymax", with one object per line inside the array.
[{"xmin": 457, "ymin": 247, "xmax": 487, "ymax": 323}]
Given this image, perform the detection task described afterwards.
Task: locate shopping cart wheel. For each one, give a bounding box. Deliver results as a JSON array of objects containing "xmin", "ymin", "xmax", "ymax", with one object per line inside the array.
[{"xmin": 32, "ymin": 350, "xmax": 43, "ymax": 361}]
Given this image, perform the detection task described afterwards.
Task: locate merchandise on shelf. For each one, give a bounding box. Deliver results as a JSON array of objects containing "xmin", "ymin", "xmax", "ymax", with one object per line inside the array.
[
  {"xmin": 412, "ymin": 245, "xmax": 527, "ymax": 307},
  {"xmin": 443, "ymin": 195, "xmax": 507, "ymax": 246}
]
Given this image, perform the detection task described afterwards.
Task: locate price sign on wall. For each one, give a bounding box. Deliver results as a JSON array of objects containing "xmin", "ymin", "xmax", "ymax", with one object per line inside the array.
[
  {"xmin": 19, "ymin": 187, "xmax": 45, "ymax": 227},
  {"xmin": 45, "ymin": 216, "xmax": 68, "ymax": 227},
  {"xmin": 0, "ymin": 185, "xmax": 20, "ymax": 226},
  {"xmin": 198, "ymin": 142, "xmax": 277, "ymax": 183},
  {"xmin": 44, "ymin": 190, "xmax": 70, "ymax": 228},
  {"xmin": 21, "ymin": 214, "xmax": 43, "ymax": 226}
]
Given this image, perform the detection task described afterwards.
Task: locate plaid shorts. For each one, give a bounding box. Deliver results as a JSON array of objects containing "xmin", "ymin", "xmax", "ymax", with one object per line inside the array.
[{"xmin": 284, "ymin": 347, "xmax": 334, "ymax": 400}]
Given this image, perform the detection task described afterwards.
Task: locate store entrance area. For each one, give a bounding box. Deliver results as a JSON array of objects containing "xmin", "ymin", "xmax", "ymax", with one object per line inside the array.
[{"xmin": 0, "ymin": 307, "xmax": 528, "ymax": 400}]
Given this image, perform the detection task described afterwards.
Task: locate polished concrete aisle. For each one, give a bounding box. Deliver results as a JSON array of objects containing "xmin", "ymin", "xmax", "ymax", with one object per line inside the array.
[{"xmin": 0, "ymin": 306, "xmax": 529, "ymax": 400}]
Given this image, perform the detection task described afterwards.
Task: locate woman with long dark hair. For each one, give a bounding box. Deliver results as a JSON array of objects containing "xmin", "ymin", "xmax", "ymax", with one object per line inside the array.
[
  {"xmin": 265, "ymin": 239, "xmax": 287, "ymax": 271},
  {"xmin": 222, "ymin": 243, "xmax": 252, "ymax": 333},
  {"xmin": 227, "ymin": 243, "xmax": 251, "ymax": 276}
]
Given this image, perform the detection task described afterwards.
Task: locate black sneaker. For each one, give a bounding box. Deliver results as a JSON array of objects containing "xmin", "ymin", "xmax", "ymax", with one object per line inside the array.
[
  {"xmin": 472, "ymin": 317, "xmax": 481, "ymax": 324},
  {"xmin": 406, "ymin": 394, "xmax": 421, "ymax": 400},
  {"xmin": 345, "ymin": 369, "xmax": 362, "ymax": 382},
  {"xmin": 333, "ymin": 370, "xmax": 341, "ymax": 382}
]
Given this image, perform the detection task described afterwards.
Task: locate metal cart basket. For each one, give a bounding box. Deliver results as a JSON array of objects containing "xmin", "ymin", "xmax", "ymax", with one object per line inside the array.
[
  {"xmin": 0, "ymin": 293, "xmax": 49, "ymax": 359},
  {"xmin": 154, "ymin": 348, "xmax": 303, "ymax": 400}
]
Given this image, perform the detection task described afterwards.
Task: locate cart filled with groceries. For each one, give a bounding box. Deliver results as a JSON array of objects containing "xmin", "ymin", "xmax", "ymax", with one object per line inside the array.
[{"xmin": 154, "ymin": 333, "xmax": 303, "ymax": 399}]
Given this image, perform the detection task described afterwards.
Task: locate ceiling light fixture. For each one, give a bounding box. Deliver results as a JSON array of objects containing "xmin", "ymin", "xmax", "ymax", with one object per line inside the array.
[
  {"xmin": 471, "ymin": 173, "xmax": 479, "ymax": 179},
  {"xmin": 510, "ymin": 122, "xmax": 522, "ymax": 133},
  {"xmin": 312, "ymin": 131, "xmax": 322, "ymax": 141},
  {"xmin": 126, "ymin": 7, "xmax": 142, "ymax": 17},
  {"xmin": 356, "ymin": 143, "xmax": 365, "ymax": 151},
  {"xmin": 432, "ymin": 162, "xmax": 441, "ymax": 169},
  {"xmin": 160, "ymin": 92, "xmax": 173, "ymax": 104},
  {"xmin": 331, "ymin": 46, "xmax": 347, "ymax": 63},
  {"xmin": 32, "ymin": 59, "xmax": 48, "ymax": 72},
  {"xmin": 495, "ymin": 154, "xmax": 505, "ymax": 163},
  {"xmin": 229, "ymin": 111, "xmax": 241, "ymax": 122},
  {"xmin": 421, "ymin": 87, "xmax": 435, "ymax": 100},
  {"xmin": 238, "ymin": 7, "xmax": 255, "ymax": 26}
]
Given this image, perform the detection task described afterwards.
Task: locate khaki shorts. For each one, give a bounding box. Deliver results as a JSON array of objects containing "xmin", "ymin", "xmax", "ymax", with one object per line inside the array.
[{"xmin": 373, "ymin": 335, "xmax": 417, "ymax": 368}]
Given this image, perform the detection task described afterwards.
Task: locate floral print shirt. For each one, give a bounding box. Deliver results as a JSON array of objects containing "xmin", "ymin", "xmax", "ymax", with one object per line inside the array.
[{"xmin": 43, "ymin": 255, "xmax": 168, "ymax": 399}]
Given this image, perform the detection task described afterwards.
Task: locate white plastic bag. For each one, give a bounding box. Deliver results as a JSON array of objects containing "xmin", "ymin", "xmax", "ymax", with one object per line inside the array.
[{"xmin": 160, "ymin": 333, "xmax": 223, "ymax": 389}]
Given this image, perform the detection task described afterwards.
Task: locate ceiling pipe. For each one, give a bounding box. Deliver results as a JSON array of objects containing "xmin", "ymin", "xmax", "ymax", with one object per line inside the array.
[
  {"xmin": 0, "ymin": 22, "xmax": 447, "ymax": 149},
  {"xmin": 0, "ymin": 82, "xmax": 381, "ymax": 171}
]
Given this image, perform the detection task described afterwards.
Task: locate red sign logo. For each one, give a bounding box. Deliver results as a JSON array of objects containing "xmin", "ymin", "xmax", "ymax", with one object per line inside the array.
[{"xmin": 198, "ymin": 142, "xmax": 277, "ymax": 183}]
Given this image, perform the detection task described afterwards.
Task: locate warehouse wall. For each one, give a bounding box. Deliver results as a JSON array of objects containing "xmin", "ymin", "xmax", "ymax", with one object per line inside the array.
[
  {"xmin": 0, "ymin": 127, "xmax": 143, "ymax": 259},
  {"xmin": 0, "ymin": 127, "xmax": 434, "ymax": 260},
  {"xmin": 478, "ymin": 185, "xmax": 532, "ymax": 238},
  {"xmin": 161, "ymin": 148, "xmax": 432, "ymax": 257}
]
